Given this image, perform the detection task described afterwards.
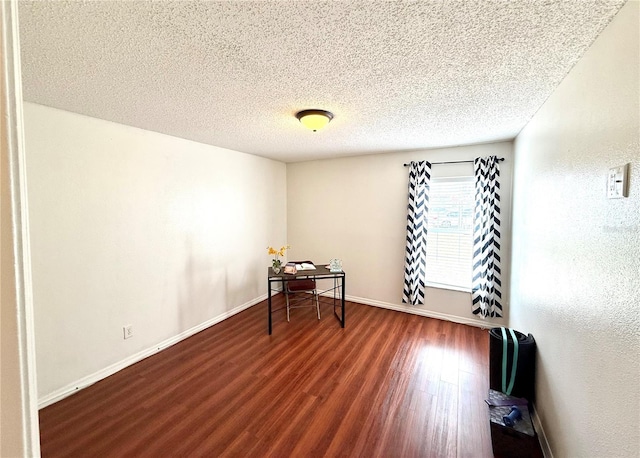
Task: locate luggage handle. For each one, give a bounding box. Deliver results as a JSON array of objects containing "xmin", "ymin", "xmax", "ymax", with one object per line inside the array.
[{"xmin": 500, "ymin": 327, "xmax": 519, "ymax": 396}]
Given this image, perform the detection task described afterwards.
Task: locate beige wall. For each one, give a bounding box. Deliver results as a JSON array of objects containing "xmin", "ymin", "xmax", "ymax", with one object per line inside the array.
[
  {"xmin": 510, "ymin": 1, "xmax": 640, "ymax": 456},
  {"xmin": 24, "ymin": 103, "xmax": 287, "ymax": 403},
  {"xmin": 287, "ymin": 141, "xmax": 513, "ymax": 327}
]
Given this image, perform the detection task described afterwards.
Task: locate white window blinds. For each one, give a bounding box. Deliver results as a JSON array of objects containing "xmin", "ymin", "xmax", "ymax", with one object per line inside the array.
[{"xmin": 425, "ymin": 177, "xmax": 474, "ymax": 291}]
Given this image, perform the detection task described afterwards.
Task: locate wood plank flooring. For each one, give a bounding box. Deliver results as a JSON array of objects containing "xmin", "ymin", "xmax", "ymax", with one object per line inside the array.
[{"xmin": 39, "ymin": 296, "xmax": 494, "ymax": 457}]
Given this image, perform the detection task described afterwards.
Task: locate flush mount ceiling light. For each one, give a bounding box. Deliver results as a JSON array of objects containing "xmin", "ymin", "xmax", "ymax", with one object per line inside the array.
[{"xmin": 296, "ymin": 109, "xmax": 333, "ymax": 132}]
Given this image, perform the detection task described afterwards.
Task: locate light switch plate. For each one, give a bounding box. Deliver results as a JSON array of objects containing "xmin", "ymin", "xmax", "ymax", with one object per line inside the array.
[{"xmin": 607, "ymin": 164, "xmax": 629, "ymax": 199}]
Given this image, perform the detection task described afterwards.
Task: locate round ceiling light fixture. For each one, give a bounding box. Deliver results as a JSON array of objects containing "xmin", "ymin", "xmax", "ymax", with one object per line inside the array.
[{"xmin": 296, "ymin": 109, "xmax": 333, "ymax": 132}]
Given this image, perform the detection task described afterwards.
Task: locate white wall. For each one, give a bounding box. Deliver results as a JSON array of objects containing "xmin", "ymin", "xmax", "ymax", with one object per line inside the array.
[
  {"xmin": 510, "ymin": 1, "xmax": 640, "ymax": 456},
  {"xmin": 24, "ymin": 103, "xmax": 287, "ymax": 403},
  {"xmin": 287, "ymin": 141, "xmax": 513, "ymax": 327}
]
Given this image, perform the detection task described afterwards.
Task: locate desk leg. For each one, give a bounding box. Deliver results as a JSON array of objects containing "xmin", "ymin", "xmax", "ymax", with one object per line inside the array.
[
  {"xmin": 268, "ymin": 279, "xmax": 272, "ymax": 335},
  {"xmin": 341, "ymin": 276, "xmax": 345, "ymax": 328}
]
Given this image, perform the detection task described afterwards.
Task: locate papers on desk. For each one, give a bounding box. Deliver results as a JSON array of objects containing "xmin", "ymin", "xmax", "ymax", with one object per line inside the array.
[
  {"xmin": 296, "ymin": 262, "xmax": 316, "ymax": 270},
  {"xmin": 284, "ymin": 261, "xmax": 316, "ymax": 274}
]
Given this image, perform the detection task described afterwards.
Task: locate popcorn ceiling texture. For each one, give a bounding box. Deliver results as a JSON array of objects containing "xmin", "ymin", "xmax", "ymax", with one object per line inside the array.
[{"xmin": 18, "ymin": 0, "xmax": 626, "ymax": 162}]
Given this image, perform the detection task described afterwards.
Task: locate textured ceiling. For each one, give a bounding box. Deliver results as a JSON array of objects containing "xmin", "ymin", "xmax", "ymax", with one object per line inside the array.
[{"xmin": 18, "ymin": 0, "xmax": 626, "ymax": 163}]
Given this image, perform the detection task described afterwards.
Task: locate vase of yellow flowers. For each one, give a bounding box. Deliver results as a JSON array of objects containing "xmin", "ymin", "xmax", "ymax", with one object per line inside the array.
[{"xmin": 267, "ymin": 245, "xmax": 290, "ymax": 274}]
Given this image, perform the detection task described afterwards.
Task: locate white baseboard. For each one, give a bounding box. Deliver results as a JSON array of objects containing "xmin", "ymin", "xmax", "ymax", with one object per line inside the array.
[
  {"xmin": 39, "ymin": 292, "xmax": 500, "ymax": 409},
  {"xmin": 38, "ymin": 294, "xmax": 268, "ymax": 409},
  {"xmin": 531, "ymin": 405, "xmax": 553, "ymax": 458},
  {"xmin": 340, "ymin": 293, "xmax": 495, "ymax": 329}
]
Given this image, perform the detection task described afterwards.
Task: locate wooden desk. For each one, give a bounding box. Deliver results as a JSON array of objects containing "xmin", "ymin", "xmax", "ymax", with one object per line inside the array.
[{"xmin": 267, "ymin": 265, "xmax": 345, "ymax": 334}]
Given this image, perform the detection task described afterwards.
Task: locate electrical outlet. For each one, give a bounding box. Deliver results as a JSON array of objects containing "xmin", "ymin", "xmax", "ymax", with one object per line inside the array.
[{"xmin": 123, "ymin": 324, "xmax": 133, "ymax": 340}]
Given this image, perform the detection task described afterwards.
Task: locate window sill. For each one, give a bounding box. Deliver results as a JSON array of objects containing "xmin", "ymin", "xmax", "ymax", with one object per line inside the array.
[{"xmin": 425, "ymin": 282, "xmax": 471, "ymax": 294}]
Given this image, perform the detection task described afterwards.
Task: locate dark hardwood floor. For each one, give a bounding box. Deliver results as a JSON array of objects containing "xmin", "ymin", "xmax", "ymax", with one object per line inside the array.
[{"xmin": 39, "ymin": 296, "xmax": 494, "ymax": 457}]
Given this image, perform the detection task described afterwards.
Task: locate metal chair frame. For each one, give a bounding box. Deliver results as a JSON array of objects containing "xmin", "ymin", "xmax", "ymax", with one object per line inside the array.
[{"xmin": 285, "ymin": 278, "xmax": 320, "ymax": 322}]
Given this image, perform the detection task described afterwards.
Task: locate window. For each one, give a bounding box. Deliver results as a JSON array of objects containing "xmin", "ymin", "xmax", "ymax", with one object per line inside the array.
[{"xmin": 425, "ymin": 176, "xmax": 474, "ymax": 291}]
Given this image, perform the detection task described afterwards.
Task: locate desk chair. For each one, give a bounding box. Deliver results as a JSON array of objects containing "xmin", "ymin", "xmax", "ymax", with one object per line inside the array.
[{"xmin": 285, "ymin": 274, "xmax": 320, "ymax": 322}]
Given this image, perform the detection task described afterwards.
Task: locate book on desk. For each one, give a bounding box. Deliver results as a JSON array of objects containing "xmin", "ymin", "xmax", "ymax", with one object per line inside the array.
[{"xmin": 284, "ymin": 261, "xmax": 316, "ymax": 274}]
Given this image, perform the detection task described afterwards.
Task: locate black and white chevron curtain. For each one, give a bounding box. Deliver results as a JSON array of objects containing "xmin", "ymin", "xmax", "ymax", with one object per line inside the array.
[
  {"xmin": 402, "ymin": 161, "xmax": 431, "ymax": 305},
  {"xmin": 472, "ymin": 156, "xmax": 503, "ymax": 318}
]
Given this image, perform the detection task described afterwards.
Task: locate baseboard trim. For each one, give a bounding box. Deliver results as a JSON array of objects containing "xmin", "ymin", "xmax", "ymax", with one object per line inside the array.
[
  {"xmin": 38, "ymin": 294, "xmax": 268, "ymax": 409},
  {"xmin": 531, "ymin": 404, "xmax": 553, "ymax": 458},
  {"xmin": 337, "ymin": 293, "xmax": 495, "ymax": 329},
  {"xmin": 39, "ymin": 292, "xmax": 498, "ymax": 408}
]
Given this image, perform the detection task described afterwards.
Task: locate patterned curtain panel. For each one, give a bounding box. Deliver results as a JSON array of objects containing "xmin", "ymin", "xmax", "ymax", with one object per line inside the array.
[
  {"xmin": 403, "ymin": 161, "xmax": 431, "ymax": 305},
  {"xmin": 472, "ymin": 156, "xmax": 503, "ymax": 318}
]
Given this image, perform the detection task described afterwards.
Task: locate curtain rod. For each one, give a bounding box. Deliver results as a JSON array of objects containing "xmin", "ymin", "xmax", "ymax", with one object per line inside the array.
[{"xmin": 403, "ymin": 158, "xmax": 504, "ymax": 167}]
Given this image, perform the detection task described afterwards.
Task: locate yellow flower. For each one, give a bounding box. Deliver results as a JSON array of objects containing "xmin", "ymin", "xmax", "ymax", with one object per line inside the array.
[{"xmin": 267, "ymin": 245, "xmax": 290, "ymax": 258}]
